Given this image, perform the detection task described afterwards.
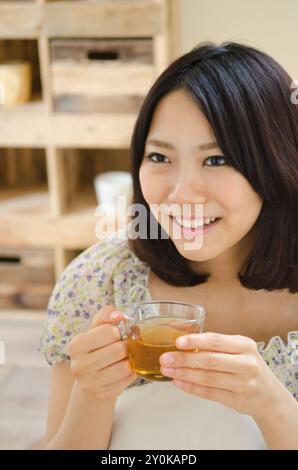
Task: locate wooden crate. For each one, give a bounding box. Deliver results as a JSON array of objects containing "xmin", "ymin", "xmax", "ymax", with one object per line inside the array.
[
  {"xmin": 0, "ymin": 247, "xmax": 55, "ymax": 310},
  {"xmin": 50, "ymin": 38, "xmax": 155, "ymax": 113}
]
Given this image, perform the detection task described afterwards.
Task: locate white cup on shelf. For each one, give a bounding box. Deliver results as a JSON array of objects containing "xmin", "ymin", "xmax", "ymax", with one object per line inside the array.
[{"xmin": 94, "ymin": 171, "xmax": 133, "ymax": 214}]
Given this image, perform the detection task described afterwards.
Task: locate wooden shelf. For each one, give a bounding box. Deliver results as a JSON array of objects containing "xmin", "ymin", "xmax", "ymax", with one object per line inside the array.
[
  {"xmin": 0, "ymin": 0, "xmax": 163, "ymax": 39},
  {"xmin": 0, "ymin": 188, "xmax": 126, "ymax": 249},
  {"xmin": 0, "ymin": 100, "xmax": 137, "ymax": 147},
  {"xmin": 0, "ymin": 0, "xmax": 175, "ymax": 283},
  {"xmin": 0, "ymin": 2, "xmax": 41, "ymax": 39}
]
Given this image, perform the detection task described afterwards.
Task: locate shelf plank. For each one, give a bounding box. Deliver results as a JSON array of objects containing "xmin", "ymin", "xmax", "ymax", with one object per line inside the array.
[
  {"xmin": 0, "ymin": 1, "xmax": 164, "ymax": 39},
  {"xmin": 38, "ymin": 32, "xmax": 53, "ymax": 111},
  {"xmin": 46, "ymin": 147, "xmax": 67, "ymax": 217},
  {"xmin": 0, "ymin": 2, "xmax": 42, "ymax": 39},
  {"xmin": 45, "ymin": 0, "xmax": 163, "ymax": 38},
  {"xmin": 0, "ymin": 101, "xmax": 136, "ymax": 147},
  {"xmin": 0, "ymin": 189, "xmax": 126, "ymax": 249}
]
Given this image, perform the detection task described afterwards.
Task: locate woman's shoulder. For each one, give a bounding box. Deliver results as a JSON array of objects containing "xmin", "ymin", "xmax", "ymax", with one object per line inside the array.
[
  {"xmin": 55, "ymin": 233, "xmax": 146, "ymax": 296},
  {"xmin": 67, "ymin": 232, "xmax": 140, "ymax": 272}
]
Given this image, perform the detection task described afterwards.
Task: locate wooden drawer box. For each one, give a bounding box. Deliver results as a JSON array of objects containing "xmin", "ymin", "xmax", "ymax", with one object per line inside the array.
[
  {"xmin": 0, "ymin": 248, "xmax": 55, "ymax": 310},
  {"xmin": 50, "ymin": 38, "xmax": 155, "ymax": 113}
]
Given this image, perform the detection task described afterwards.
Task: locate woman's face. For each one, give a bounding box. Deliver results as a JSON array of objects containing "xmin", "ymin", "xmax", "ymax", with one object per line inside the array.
[{"xmin": 139, "ymin": 89, "xmax": 263, "ymax": 263}]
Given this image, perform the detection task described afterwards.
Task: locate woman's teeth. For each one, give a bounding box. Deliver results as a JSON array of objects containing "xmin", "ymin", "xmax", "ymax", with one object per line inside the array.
[{"xmin": 174, "ymin": 216, "xmax": 217, "ymax": 229}]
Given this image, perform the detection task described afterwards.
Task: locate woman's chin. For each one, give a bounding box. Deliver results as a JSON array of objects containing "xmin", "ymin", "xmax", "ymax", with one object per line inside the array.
[{"xmin": 170, "ymin": 238, "xmax": 218, "ymax": 261}]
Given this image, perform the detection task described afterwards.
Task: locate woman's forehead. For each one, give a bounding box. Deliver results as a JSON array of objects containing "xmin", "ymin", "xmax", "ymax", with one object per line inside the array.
[{"xmin": 147, "ymin": 90, "xmax": 215, "ymax": 143}]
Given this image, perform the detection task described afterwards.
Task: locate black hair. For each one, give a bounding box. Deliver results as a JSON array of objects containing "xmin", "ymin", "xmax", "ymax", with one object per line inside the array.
[{"xmin": 128, "ymin": 41, "xmax": 298, "ymax": 293}]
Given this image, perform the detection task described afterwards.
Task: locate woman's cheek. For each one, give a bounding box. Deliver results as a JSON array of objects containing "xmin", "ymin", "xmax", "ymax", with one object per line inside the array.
[
  {"xmin": 139, "ymin": 166, "xmax": 151, "ymax": 202},
  {"xmin": 139, "ymin": 166, "xmax": 163, "ymax": 204}
]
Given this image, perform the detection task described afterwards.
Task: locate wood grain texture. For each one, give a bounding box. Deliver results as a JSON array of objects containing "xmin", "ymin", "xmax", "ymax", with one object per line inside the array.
[
  {"xmin": 45, "ymin": 0, "xmax": 163, "ymax": 38},
  {"xmin": 0, "ymin": 0, "xmax": 174, "ymax": 287},
  {"xmin": 0, "ymin": 2, "xmax": 42, "ymax": 39},
  {"xmin": 0, "ymin": 246, "xmax": 54, "ymax": 309},
  {"xmin": 0, "ymin": 103, "xmax": 136, "ymax": 147},
  {"xmin": 0, "ymin": 188, "xmax": 126, "ymax": 248},
  {"xmin": 0, "ymin": 1, "xmax": 163, "ymax": 38}
]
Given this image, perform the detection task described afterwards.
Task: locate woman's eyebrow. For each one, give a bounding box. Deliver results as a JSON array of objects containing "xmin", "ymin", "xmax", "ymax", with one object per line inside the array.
[{"xmin": 145, "ymin": 138, "xmax": 220, "ymax": 151}]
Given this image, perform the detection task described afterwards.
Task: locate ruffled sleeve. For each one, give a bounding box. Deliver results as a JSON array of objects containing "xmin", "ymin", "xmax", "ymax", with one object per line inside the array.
[
  {"xmin": 257, "ymin": 331, "xmax": 298, "ymax": 400},
  {"xmin": 39, "ymin": 238, "xmax": 128, "ymax": 366}
]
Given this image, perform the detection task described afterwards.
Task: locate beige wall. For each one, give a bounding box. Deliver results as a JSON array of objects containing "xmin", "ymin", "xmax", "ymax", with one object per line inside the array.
[{"xmin": 174, "ymin": 0, "xmax": 298, "ymax": 80}]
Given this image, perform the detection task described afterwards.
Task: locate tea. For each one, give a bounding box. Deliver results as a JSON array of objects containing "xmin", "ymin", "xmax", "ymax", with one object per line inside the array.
[{"xmin": 127, "ymin": 316, "xmax": 201, "ymax": 381}]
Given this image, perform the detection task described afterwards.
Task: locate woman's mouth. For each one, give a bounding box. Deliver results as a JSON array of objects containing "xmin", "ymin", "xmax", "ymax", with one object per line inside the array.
[{"xmin": 171, "ymin": 216, "xmax": 221, "ymax": 237}]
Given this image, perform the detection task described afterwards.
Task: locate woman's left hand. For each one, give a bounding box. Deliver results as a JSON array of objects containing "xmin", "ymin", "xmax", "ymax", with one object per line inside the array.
[{"xmin": 159, "ymin": 332, "xmax": 285, "ymax": 421}]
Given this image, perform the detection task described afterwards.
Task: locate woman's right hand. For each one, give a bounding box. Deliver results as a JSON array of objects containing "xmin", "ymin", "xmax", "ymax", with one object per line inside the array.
[{"xmin": 67, "ymin": 305, "xmax": 138, "ymax": 402}]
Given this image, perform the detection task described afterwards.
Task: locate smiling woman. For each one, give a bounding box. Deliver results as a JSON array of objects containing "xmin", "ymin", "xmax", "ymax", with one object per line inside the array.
[
  {"xmin": 39, "ymin": 41, "xmax": 298, "ymax": 451},
  {"xmin": 139, "ymin": 89, "xmax": 263, "ymax": 269},
  {"xmin": 129, "ymin": 41, "xmax": 298, "ymax": 293}
]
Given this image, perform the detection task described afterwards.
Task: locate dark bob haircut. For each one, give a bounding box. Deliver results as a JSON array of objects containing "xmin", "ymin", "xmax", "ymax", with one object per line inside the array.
[{"xmin": 128, "ymin": 41, "xmax": 298, "ymax": 293}]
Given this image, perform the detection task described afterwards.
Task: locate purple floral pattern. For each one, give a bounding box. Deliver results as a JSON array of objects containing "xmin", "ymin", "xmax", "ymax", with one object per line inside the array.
[{"xmin": 39, "ymin": 236, "xmax": 298, "ymax": 398}]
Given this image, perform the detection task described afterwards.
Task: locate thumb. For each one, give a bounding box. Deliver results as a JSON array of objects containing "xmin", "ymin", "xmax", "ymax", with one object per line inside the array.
[{"xmin": 90, "ymin": 304, "xmax": 125, "ymax": 329}]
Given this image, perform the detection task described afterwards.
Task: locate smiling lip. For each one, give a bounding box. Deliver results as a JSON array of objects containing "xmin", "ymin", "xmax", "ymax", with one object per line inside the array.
[
  {"xmin": 171, "ymin": 216, "xmax": 221, "ymax": 236},
  {"xmin": 166, "ymin": 213, "xmax": 216, "ymax": 221}
]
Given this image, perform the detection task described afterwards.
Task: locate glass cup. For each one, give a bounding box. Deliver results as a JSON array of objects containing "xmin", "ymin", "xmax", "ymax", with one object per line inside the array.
[{"xmin": 123, "ymin": 301, "xmax": 206, "ymax": 382}]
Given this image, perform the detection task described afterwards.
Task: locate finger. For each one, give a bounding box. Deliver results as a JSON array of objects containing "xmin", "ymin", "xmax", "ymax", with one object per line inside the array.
[
  {"xmin": 99, "ymin": 370, "xmax": 138, "ymax": 398},
  {"xmin": 85, "ymin": 339, "xmax": 129, "ymax": 370},
  {"xmin": 175, "ymin": 332, "xmax": 257, "ymax": 354},
  {"xmin": 160, "ymin": 366, "xmax": 239, "ymax": 392},
  {"xmin": 69, "ymin": 322, "xmax": 124, "ymax": 355},
  {"xmin": 160, "ymin": 350, "xmax": 248, "ymax": 374},
  {"xmin": 87, "ymin": 323, "xmax": 124, "ymax": 352},
  {"xmin": 172, "ymin": 380, "xmax": 235, "ymax": 409},
  {"xmin": 90, "ymin": 305, "xmax": 125, "ymax": 329},
  {"xmin": 93, "ymin": 358, "xmax": 134, "ymax": 387}
]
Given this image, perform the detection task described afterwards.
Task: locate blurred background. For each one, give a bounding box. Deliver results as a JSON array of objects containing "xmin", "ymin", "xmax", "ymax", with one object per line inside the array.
[{"xmin": 0, "ymin": 0, "xmax": 297, "ymax": 450}]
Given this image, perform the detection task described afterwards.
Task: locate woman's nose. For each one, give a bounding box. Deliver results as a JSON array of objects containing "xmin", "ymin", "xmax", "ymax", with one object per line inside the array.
[{"xmin": 168, "ymin": 172, "xmax": 207, "ymax": 204}]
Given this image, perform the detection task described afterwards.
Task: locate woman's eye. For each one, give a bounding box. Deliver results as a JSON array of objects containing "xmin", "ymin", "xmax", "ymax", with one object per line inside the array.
[
  {"xmin": 204, "ymin": 156, "xmax": 227, "ymax": 166},
  {"xmin": 144, "ymin": 154, "xmax": 227, "ymax": 166},
  {"xmin": 144, "ymin": 153, "xmax": 170, "ymax": 164}
]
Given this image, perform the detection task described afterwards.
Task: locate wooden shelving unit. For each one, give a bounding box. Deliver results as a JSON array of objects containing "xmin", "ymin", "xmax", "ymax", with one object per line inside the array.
[{"xmin": 0, "ymin": 0, "xmax": 177, "ymax": 291}]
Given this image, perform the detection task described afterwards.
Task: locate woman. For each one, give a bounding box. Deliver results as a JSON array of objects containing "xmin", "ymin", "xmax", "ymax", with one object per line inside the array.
[{"xmin": 39, "ymin": 42, "xmax": 298, "ymax": 449}]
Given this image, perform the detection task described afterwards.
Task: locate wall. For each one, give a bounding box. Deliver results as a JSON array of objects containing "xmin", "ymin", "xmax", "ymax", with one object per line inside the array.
[{"xmin": 175, "ymin": 0, "xmax": 298, "ymax": 80}]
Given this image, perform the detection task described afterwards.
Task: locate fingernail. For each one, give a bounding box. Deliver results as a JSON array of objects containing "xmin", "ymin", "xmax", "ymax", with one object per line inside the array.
[
  {"xmin": 160, "ymin": 353, "xmax": 175, "ymax": 365},
  {"xmin": 177, "ymin": 337, "xmax": 188, "ymax": 347},
  {"xmin": 110, "ymin": 311, "xmax": 122, "ymax": 319}
]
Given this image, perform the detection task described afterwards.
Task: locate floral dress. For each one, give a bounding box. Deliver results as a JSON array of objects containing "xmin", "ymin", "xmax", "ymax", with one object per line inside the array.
[{"xmin": 39, "ymin": 234, "xmax": 298, "ymax": 449}]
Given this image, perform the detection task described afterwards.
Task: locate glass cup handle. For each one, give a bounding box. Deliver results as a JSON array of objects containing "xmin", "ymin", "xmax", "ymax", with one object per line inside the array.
[{"xmin": 128, "ymin": 283, "xmax": 152, "ymax": 304}]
